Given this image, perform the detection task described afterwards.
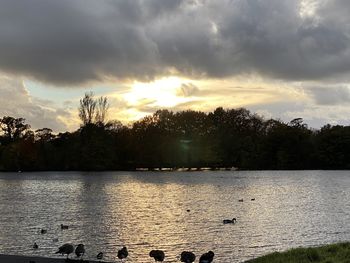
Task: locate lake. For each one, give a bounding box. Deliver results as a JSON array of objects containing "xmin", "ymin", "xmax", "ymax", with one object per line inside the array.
[{"xmin": 0, "ymin": 171, "xmax": 349, "ymax": 262}]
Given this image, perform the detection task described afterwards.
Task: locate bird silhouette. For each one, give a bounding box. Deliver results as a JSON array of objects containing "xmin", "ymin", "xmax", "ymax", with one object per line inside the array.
[
  {"xmin": 199, "ymin": 251, "xmax": 215, "ymax": 263},
  {"xmin": 33, "ymin": 242, "xmax": 38, "ymax": 249},
  {"xmin": 55, "ymin": 243, "xmax": 74, "ymax": 259},
  {"xmin": 223, "ymin": 218, "xmax": 236, "ymax": 224},
  {"xmin": 75, "ymin": 244, "xmax": 85, "ymax": 259},
  {"xmin": 117, "ymin": 246, "xmax": 128, "ymax": 262},
  {"xmin": 180, "ymin": 251, "xmax": 196, "ymax": 263},
  {"xmin": 40, "ymin": 229, "xmax": 47, "ymax": 234},
  {"xmin": 97, "ymin": 252, "xmax": 103, "ymax": 260},
  {"xmin": 60, "ymin": 224, "xmax": 69, "ymax": 230},
  {"xmin": 149, "ymin": 249, "xmax": 165, "ymax": 262}
]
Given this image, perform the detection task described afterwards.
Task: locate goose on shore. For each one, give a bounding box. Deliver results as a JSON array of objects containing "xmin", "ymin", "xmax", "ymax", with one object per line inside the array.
[
  {"xmin": 149, "ymin": 249, "xmax": 165, "ymax": 262},
  {"xmin": 55, "ymin": 243, "xmax": 74, "ymax": 259},
  {"xmin": 117, "ymin": 246, "xmax": 128, "ymax": 262},
  {"xmin": 97, "ymin": 252, "xmax": 103, "ymax": 260},
  {"xmin": 223, "ymin": 218, "xmax": 236, "ymax": 224},
  {"xmin": 75, "ymin": 244, "xmax": 85, "ymax": 259},
  {"xmin": 199, "ymin": 251, "xmax": 215, "ymax": 263},
  {"xmin": 180, "ymin": 251, "xmax": 196, "ymax": 263}
]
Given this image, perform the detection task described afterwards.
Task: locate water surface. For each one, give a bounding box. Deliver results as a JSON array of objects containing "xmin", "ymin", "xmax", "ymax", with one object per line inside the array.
[{"xmin": 0, "ymin": 170, "xmax": 349, "ymax": 262}]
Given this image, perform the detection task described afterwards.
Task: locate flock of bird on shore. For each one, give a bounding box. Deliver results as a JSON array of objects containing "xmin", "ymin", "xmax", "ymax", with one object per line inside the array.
[
  {"xmin": 52, "ymin": 243, "xmax": 214, "ymax": 263},
  {"xmin": 33, "ymin": 198, "xmax": 254, "ymax": 262}
]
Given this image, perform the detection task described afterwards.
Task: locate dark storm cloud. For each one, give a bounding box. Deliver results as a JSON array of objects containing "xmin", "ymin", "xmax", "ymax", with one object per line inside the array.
[{"xmin": 1, "ymin": 0, "xmax": 350, "ymax": 84}]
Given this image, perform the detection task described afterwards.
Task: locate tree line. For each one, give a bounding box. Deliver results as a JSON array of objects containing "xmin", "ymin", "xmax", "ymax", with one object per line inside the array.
[{"xmin": 0, "ymin": 93, "xmax": 349, "ymax": 171}]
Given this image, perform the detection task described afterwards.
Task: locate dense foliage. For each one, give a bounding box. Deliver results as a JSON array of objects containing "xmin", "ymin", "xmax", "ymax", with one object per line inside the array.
[{"xmin": 0, "ymin": 107, "xmax": 350, "ymax": 171}]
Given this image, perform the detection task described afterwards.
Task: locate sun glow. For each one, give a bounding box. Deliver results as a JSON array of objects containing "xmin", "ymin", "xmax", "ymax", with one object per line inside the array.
[{"xmin": 124, "ymin": 77, "xmax": 195, "ymax": 108}]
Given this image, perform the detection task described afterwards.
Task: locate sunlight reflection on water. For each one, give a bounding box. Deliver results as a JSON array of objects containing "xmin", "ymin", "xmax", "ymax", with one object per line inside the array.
[{"xmin": 0, "ymin": 171, "xmax": 349, "ymax": 262}]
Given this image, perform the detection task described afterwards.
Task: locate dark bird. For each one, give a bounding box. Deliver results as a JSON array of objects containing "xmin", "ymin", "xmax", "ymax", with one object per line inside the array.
[
  {"xmin": 238, "ymin": 199, "xmax": 243, "ymax": 202},
  {"xmin": 149, "ymin": 249, "xmax": 165, "ymax": 262},
  {"xmin": 55, "ymin": 243, "xmax": 74, "ymax": 259},
  {"xmin": 33, "ymin": 242, "xmax": 38, "ymax": 249},
  {"xmin": 180, "ymin": 251, "xmax": 196, "ymax": 263},
  {"xmin": 60, "ymin": 224, "xmax": 69, "ymax": 230},
  {"xmin": 97, "ymin": 252, "xmax": 103, "ymax": 260},
  {"xmin": 117, "ymin": 246, "xmax": 128, "ymax": 262},
  {"xmin": 199, "ymin": 251, "xmax": 215, "ymax": 263},
  {"xmin": 40, "ymin": 229, "xmax": 47, "ymax": 234},
  {"xmin": 223, "ymin": 218, "xmax": 236, "ymax": 224},
  {"xmin": 251, "ymin": 198, "xmax": 255, "ymax": 201},
  {"xmin": 75, "ymin": 244, "xmax": 85, "ymax": 259},
  {"xmin": 186, "ymin": 209, "xmax": 191, "ymax": 212}
]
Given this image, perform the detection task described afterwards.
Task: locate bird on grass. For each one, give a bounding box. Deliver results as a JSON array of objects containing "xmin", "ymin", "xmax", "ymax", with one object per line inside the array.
[
  {"xmin": 60, "ymin": 224, "xmax": 69, "ymax": 230},
  {"xmin": 55, "ymin": 243, "xmax": 74, "ymax": 259},
  {"xmin": 117, "ymin": 246, "xmax": 128, "ymax": 262},
  {"xmin": 149, "ymin": 249, "xmax": 165, "ymax": 262},
  {"xmin": 180, "ymin": 251, "xmax": 196, "ymax": 263},
  {"xmin": 75, "ymin": 244, "xmax": 85, "ymax": 259},
  {"xmin": 199, "ymin": 251, "xmax": 215, "ymax": 263},
  {"xmin": 223, "ymin": 218, "xmax": 237, "ymax": 224},
  {"xmin": 97, "ymin": 252, "xmax": 104, "ymax": 260}
]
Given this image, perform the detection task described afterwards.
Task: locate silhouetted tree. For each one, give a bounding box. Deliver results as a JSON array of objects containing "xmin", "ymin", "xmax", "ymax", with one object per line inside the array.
[{"xmin": 0, "ymin": 116, "xmax": 30, "ymax": 143}]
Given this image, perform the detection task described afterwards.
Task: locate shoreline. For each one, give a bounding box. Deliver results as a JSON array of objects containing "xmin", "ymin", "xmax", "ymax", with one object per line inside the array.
[{"xmin": 0, "ymin": 254, "xmax": 114, "ymax": 263}]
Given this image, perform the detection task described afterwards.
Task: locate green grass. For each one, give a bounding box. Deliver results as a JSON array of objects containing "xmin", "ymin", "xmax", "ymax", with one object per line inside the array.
[{"xmin": 246, "ymin": 242, "xmax": 350, "ymax": 263}]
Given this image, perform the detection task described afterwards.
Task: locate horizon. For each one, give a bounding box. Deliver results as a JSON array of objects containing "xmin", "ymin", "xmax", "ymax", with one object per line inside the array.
[{"xmin": 1, "ymin": 0, "xmax": 350, "ymax": 132}]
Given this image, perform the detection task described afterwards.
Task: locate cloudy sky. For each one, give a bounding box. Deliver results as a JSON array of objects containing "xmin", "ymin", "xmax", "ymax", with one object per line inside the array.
[{"xmin": 1, "ymin": 0, "xmax": 350, "ymax": 132}]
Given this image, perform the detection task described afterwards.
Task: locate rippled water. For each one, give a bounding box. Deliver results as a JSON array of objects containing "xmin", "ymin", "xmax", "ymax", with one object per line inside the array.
[{"xmin": 0, "ymin": 171, "xmax": 349, "ymax": 262}]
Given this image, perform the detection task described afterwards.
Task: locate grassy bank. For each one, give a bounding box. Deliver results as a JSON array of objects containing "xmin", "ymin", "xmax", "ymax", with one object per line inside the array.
[{"xmin": 246, "ymin": 242, "xmax": 350, "ymax": 263}]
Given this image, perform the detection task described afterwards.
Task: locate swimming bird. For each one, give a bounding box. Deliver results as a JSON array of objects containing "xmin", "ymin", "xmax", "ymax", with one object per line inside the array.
[
  {"xmin": 223, "ymin": 218, "xmax": 236, "ymax": 224},
  {"xmin": 117, "ymin": 246, "xmax": 128, "ymax": 262},
  {"xmin": 55, "ymin": 243, "xmax": 74, "ymax": 259},
  {"xmin": 149, "ymin": 249, "xmax": 165, "ymax": 262},
  {"xmin": 238, "ymin": 199, "xmax": 243, "ymax": 202},
  {"xmin": 40, "ymin": 229, "xmax": 47, "ymax": 234},
  {"xmin": 180, "ymin": 251, "xmax": 196, "ymax": 263},
  {"xmin": 75, "ymin": 244, "xmax": 85, "ymax": 259},
  {"xmin": 251, "ymin": 198, "xmax": 255, "ymax": 201},
  {"xmin": 33, "ymin": 242, "xmax": 38, "ymax": 249},
  {"xmin": 199, "ymin": 251, "xmax": 215, "ymax": 263},
  {"xmin": 97, "ymin": 252, "xmax": 103, "ymax": 260},
  {"xmin": 60, "ymin": 224, "xmax": 69, "ymax": 230}
]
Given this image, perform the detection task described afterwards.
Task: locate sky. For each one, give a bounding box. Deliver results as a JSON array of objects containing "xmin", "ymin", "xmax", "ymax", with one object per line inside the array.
[{"xmin": 1, "ymin": 0, "xmax": 350, "ymax": 132}]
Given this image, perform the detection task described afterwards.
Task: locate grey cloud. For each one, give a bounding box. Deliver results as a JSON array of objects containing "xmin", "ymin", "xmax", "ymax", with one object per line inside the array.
[
  {"xmin": 1, "ymin": 0, "xmax": 350, "ymax": 84},
  {"xmin": 176, "ymin": 83, "xmax": 200, "ymax": 97},
  {"xmin": 0, "ymin": 76, "xmax": 69, "ymax": 131},
  {"xmin": 306, "ymin": 86, "xmax": 350, "ymax": 105}
]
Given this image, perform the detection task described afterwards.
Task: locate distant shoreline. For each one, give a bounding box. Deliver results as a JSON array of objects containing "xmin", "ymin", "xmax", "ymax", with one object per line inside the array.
[{"xmin": 0, "ymin": 168, "xmax": 350, "ymax": 173}]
